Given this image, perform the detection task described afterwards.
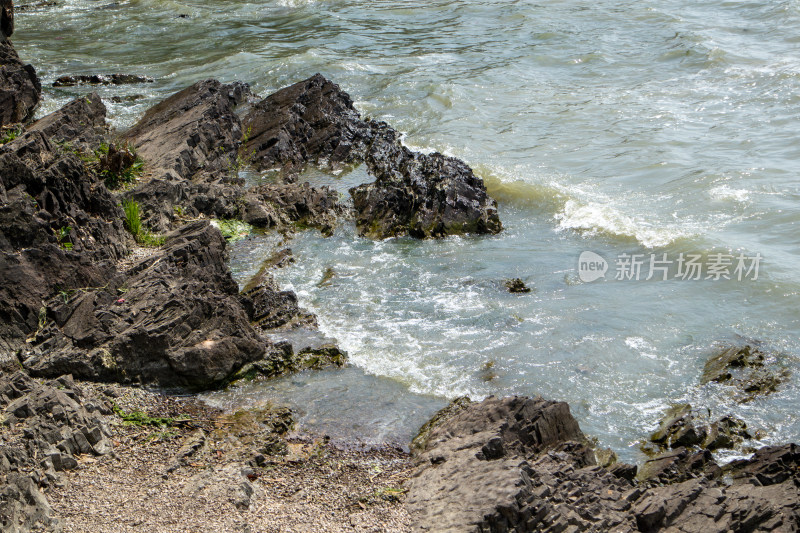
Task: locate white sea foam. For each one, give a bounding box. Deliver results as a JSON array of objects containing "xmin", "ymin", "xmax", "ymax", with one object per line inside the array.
[{"xmin": 555, "ymin": 198, "xmax": 692, "ymax": 248}]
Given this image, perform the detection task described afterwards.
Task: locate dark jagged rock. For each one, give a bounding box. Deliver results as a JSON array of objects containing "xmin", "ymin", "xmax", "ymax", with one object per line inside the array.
[
  {"xmin": 226, "ymin": 342, "xmax": 346, "ymax": 385},
  {"xmin": 120, "ymin": 79, "xmax": 255, "ymax": 232},
  {"xmin": 1, "ymin": 0, "xmax": 13, "ymax": 40},
  {"xmin": 23, "ymin": 222, "xmax": 266, "ymax": 390},
  {"xmin": 701, "ymin": 345, "xmax": 791, "ymax": 402},
  {"xmin": 649, "ymin": 404, "xmax": 754, "ymax": 454},
  {"xmin": 123, "ymin": 171, "xmax": 244, "ymax": 232},
  {"xmin": 702, "ymin": 345, "xmax": 765, "ymax": 383},
  {"xmin": 27, "ymin": 91, "xmax": 108, "ymax": 150},
  {"xmin": 242, "ymin": 73, "xmax": 372, "ymax": 175},
  {"xmin": 0, "ymin": 40, "xmax": 41, "ymax": 127},
  {"xmin": 52, "ymin": 74, "xmax": 154, "ymax": 87},
  {"xmin": 411, "ymin": 396, "xmax": 472, "ymax": 453},
  {"xmin": 352, "ymin": 139, "xmax": 503, "ymax": 239},
  {"xmin": 123, "ymin": 78, "xmax": 247, "ymax": 181},
  {"xmin": 633, "ymin": 446, "xmax": 800, "ymax": 531},
  {"xmin": 504, "ymin": 278, "xmax": 531, "ymax": 293},
  {"xmin": 241, "ymin": 181, "xmax": 343, "ymax": 235},
  {"xmin": 406, "ymin": 396, "xmax": 635, "ymax": 532},
  {"xmin": 637, "ymin": 447, "xmax": 721, "ymax": 485},
  {"xmin": 0, "ymin": 128, "xmax": 128, "ymax": 365},
  {"xmin": 0, "ymin": 471, "xmax": 58, "ymax": 533},
  {"xmin": 240, "ymin": 255, "xmax": 317, "ymax": 332},
  {"xmin": 242, "ymin": 73, "xmax": 502, "ymax": 239},
  {"xmin": 727, "ymin": 443, "xmax": 800, "ymax": 485},
  {"xmin": 407, "ymin": 395, "xmax": 800, "ymax": 532}
]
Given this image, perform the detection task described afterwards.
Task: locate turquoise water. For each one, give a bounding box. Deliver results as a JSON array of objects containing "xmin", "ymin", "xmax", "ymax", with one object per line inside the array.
[{"xmin": 15, "ymin": 0, "xmax": 800, "ymax": 460}]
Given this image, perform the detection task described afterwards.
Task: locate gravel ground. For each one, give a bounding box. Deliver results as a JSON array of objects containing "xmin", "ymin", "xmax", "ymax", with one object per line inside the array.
[{"xmin": 46, "ymin": 383, "xmax": 413, "ymax": 532}]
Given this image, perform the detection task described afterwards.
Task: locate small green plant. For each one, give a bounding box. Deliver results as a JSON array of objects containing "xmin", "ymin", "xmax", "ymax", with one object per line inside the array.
[
  {"xmin": 229, "ymin": 126, "xmax": 254, "ymax": 173},
  {"xmin": 211, "ymin": 218, "xmax": 252, "ymax": 242},
  {"xmin": 123, "ymin": 200, "xmax": 142, "ymax": 236},
  {"xmin": 122, "ymin": 200, "xmax": 165, "ymax": 247},
  {"xmin": 96, "ymin": 142, "xmax": 145, "ymax": 189},
  {"xmin": 0, "ymin": 124, "xmax": 23, "ymax": 144},
  {"xmin": 111, "ymin": 402, "xmax": 174, "ymax": 427},
  {"xmin": 53, "ymin": 225, "xmax": 73, "ymax": 250}
]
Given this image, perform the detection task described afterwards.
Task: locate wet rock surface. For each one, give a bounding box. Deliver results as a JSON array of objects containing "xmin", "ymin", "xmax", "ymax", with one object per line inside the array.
[
  {"xmin": 352, "ymin": 135, "xmax": 503, "ymax": 239},
  {"xmin": 242, "ymin": 73, "xmax": 502, "ymax": 239},
  {"xmin": 406, "ymin": 395, "xmax": 800, "ymax": 532},
  {"xmin": 240, "ymin": 256, "xmax": 317, "ymax": 332},
  {"xmin": 241, "ymin": 181, "xmax": 343, "ymax": 235},
  {"xmin": 504, "ymin": 278, "xmax": 531, "ymax": 293},
  {"xmin": 648, "ymin": 403, "xmax": 754, "ymax": 453},
  {"xmin": 0, "ymin": 39, "xmax": 41, "ymax": 127},
  {"xmin": 701, "ymin": 345, "xmax": 791, "ymax": 402},
  {"xmin": 52, "ymin": 74, "xmax": 154, "ymax": 87}
]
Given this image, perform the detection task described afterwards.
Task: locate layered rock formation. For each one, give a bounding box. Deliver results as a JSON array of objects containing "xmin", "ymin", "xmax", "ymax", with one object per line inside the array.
[
  {"xmin": 0, "ymin": 100, "xmax": 128, "ymax": 365},
  {"xmin": 0, "ymin": 372, "xmax": 114, "ymax": 533},
  {"xmin": 23, "ymin": 221, "xmax": 268, "ymax": 389},
  {"xmin": 406, "ymin": 396, "xmax": 800, "ymax": 532}
]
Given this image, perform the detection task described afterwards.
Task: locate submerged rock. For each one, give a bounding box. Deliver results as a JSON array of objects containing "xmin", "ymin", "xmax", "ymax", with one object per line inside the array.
[
  {"xmin": 52, "ymin": 74, "xmax": 154, "ymax": 87},
  {"xmin": 701, "ymin": 345, "xmax": 791, "ymax": 402},
  {"xmin": 0, "ymin": 40, "xmax": 41, "ymax": 127},
  {"xmin": 407, "ymin": 395, "xmax": 800, "ymax": 532},
  {"xmin": 504, "ymin": 278, "xmax": 531, "ymax": 293}
]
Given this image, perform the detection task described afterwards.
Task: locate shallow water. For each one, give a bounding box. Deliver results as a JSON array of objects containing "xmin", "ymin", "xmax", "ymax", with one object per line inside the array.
[{"xmin": 15, "ymin": 0, "xmax": 800, "ymax": 461}]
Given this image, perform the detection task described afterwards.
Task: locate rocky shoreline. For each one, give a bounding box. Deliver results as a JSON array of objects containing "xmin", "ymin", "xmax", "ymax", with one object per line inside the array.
[{"xmin": 1, "ymin": 5, "xmax": 798, "ymax": 531}]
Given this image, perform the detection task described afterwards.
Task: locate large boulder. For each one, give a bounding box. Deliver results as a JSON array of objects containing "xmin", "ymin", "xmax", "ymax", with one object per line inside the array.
[
  {"xmin": 352, "ymin": 139, "xmax": 503, "ymax": 239},
  {"xmin": 406, "ymin": 395, "xmax": 800, "ymax": 532},
  {"xmin": 242, "ymin": 73, "xmax": 502, "ymax": 239},
  {"xmin": 242, "ymin": 73, "xmax": 373, "ymax": 175},
  {"xmin": 23, "ymin": 222, "xmax": 267, "ymax": 390},
  {"xmin": 0, "ymin": 39, "xmax": 40, "ymax": 127}
]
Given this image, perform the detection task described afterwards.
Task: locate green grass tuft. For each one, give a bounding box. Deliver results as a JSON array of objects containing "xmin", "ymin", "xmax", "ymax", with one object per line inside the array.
[{"xmin": 122, "ymin": 199, "xmax": 165, "ymax": 247}]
